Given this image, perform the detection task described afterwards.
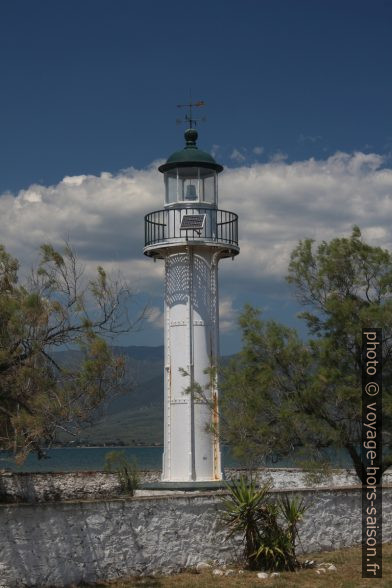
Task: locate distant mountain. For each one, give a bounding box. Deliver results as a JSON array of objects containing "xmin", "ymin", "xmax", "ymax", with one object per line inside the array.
[
  {"xmin": 112, "ymin": 345, "xmax": 164, "ymax": 361},
  {"xmin": 54, "ymin": 345, "xmax": 232, "ymax": 446},
  {"xmin": 54, "ymin": 345, "xmax": 164, "ymax": 445}
]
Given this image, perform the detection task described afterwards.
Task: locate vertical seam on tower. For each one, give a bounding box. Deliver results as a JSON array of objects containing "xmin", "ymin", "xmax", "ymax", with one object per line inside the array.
[
  {"xmin": 164, "ymin": 252, "xmax": 171, "ymax": 479},
  {"xmin": 211, "ymin": 250, "xmax": 222, "ymax": 480},
  {"xmin": 188, "ymin": 246, "xmax": 196, "ymax": 481}
]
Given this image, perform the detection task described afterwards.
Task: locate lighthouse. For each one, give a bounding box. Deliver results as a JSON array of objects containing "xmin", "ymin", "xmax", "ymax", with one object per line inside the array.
[{"xmin": 144, "ymin": 114, "xmax": 239, "ymax": 482}]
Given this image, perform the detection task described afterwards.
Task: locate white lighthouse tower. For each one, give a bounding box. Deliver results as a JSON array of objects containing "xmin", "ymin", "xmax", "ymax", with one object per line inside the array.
[{"xmin": 144, "ymin": 115, "xmax": 239, "ymax": 482}]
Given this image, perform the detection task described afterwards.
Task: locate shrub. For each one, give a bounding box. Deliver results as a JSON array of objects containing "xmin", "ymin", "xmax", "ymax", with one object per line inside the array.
[
  {"xmin": 104, "ymin": 450, "xmax": 139, "ymax": 496},
  {"xmin": 220, "ymin": 476, "xmax": 308, "ymax": 571}
]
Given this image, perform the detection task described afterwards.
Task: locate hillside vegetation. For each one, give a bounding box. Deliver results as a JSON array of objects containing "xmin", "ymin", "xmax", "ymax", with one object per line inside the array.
[{"xmin": 56, "ymin": 346, "xmax": 165, "ymax": 446}]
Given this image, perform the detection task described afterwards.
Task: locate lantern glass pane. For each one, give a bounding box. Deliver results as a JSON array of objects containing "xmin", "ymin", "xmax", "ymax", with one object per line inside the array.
[
  {"xmin": 202, "ymin": 174, "xmax": 216, "ymax": 204},
  {"xmin": 165, "ymin": 172, "xmax": 178, "ymax": 204},
  {"xmin": 178, "ymin": 167, "xmax": 199, "ymax": 201}
]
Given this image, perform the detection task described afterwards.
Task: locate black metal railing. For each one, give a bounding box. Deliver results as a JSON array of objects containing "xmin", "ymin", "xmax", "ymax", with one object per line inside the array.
[{"xmin": 144, "ymin": 207, "xmax": 239, "ymax": 249}]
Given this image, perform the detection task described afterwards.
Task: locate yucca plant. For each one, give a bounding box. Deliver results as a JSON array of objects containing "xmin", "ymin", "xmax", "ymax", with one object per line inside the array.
[
  {"xmin": 220, "ymin": 476, "xmax": 308, "ymax": 571},
  {"xmin": 278, "ymin": 494, "xmax": 308, "ymax": 553},
  {"xmin": 255, "ymin": 501, "xmax": 294, "ymax": 571},
  {"xmin": 255, "ymin": 494, "xmax": 309, "ymax": 571},
  {"xmin": 220, "ymin": 476, "xmax": 272, "ymax": 569}
]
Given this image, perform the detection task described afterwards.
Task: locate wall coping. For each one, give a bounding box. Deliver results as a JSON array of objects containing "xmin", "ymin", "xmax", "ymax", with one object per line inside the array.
[
  {"xmin": 1, "ymin": 484, "xmax": 391, "ymax": 509},
  {"xmin": 0, "ymin": 466, "xmax": 369, "ymax": 475}
]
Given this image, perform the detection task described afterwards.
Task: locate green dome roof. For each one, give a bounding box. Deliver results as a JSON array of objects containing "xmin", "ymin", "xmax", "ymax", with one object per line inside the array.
[{"xmin": 158, "ymin": 129, "xmax": 223, "ymax": 173}]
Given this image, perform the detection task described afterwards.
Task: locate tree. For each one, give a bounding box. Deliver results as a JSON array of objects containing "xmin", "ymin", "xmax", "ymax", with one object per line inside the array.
[
  {"xmin": 0, "ymin": 243, "xmax": 143, "ymax": 462},
  {"xmin": 219, "ymin": 227, "xmax": 392, "ymax": 483},
  {"xmin": 219, "ymin": 306, "xmax": 316, "ymax": 471}
]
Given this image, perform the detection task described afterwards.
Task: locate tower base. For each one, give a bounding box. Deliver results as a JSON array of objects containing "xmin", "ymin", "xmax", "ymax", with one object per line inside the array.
[{"xmin": 141, "ymin": 480, "xmax": 227, "ymax": 492}]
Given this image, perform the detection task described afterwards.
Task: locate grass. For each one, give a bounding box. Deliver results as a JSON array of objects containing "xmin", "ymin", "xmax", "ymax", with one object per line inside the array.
[{"xmin": 78, "ymin": 543, "xmax": 392, "ymax": 587}]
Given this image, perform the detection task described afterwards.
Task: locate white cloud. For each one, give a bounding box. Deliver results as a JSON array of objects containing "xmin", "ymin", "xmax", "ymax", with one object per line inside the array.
[
  {"xmin": 0, "ymin": 164, "xmax": 164, "ymax": 292},
  {"xmin": 211, "ymin": 144, "xmax": 220, "ymax": 158},
  {"xmin": 1, "ymin": 150, "xmax": 392, "ymax": 312},
  {"xmin": 230, "ymin": 148, "xmax": 246, "ymax": 163},
  {"xmin": 218, "ymin": 151, "xmax": 392, "ymax": 290},
  {"xmin": 269, "ymin": 151, "xmax": 288, "ymax": 163},
  {"xmin": 219, "ymin": 297, "xmax": 238, "ymax": 333},
  {"xmin": 298, "ymin": 134, "xmax": 322, "ymax": 144},
  {"xmin": 253, "ymin": 146, "xmax": 264, "ymax": 155},
  {"xmin": 145, "ymin": 306, "xmax": 164, "ymax": 328}
]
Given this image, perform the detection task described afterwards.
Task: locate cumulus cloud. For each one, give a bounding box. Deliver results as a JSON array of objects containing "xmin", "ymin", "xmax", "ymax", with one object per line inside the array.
[
  {"xmin": 268, "ymin": 151, "xmax": 288, "ymax": 163},
  {"xmin": 1, "ymin": 150, "xmax": 392, "ymax": 321},
  {"xmin": 230, "ymin": 148, "xmax": 246, "ymax": 163},
  {"xmin": 298, "ymin": 134, "xmax": 322, "ymax": 144},
  {"xmin": 253, "ymin": 146, "xmax": 264, "ymax": 155},
  {"xmin": 219, "ymin": 297, "xmax": 238, "ymax": 333},
  {"xmin": 218, "ymin": 151, "xmax": 392, "ymax": 290},
  {"xmin": 0, "ymin": 164, "xmax": 165, "ymax": 292},
  {"xmin": 211, "ymin": 144, "xmax": 220, "ymax": 158},
  {"xmin": 145, "ymin": 306, "xmax": 164, "ymax": 329}
]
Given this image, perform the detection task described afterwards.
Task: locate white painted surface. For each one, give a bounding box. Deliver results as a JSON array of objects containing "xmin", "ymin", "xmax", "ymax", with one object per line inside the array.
[
  {"xmin": 0, "ymin": 487, "xmax": 391, "ymax": 587},
  {"xmin": 2, "ymin": 468, "xmax": 392, "ymax": 502},
  {"xmin": 162, "ymin": 246, "xmax": 222, "ymax": 481},
  {"xmin": 144, "ymin": 161, "xmax": 238, "ymax": 483}
]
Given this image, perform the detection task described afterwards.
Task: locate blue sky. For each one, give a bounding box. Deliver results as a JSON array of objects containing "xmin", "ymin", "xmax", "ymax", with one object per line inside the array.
[{"xmin": 1, "ymin": 0, "xmax": 392, "ymax": 353}]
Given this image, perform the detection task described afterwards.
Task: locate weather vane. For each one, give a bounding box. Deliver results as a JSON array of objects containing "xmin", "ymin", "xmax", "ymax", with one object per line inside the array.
[{"xmin": 176, "ymin": 96, "xmax": 206, "ymax": 129}]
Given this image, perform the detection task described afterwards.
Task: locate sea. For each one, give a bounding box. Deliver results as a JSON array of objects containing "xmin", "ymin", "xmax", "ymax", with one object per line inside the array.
[{"xmin": 0, "ymin": 445, "xmax": 354, "ymax": 473}]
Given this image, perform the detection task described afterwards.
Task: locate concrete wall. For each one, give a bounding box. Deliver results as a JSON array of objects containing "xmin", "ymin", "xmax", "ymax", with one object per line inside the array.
[{"xmin": 1, "ymin": 487, "xmax": 391, "ymax": 588}]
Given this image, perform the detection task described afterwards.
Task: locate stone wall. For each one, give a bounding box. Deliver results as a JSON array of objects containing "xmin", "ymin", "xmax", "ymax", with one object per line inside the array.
[
  {"xmin": 2, "ymin": 468, "xmax": 392, "ymax": 503},
  {"xmin": 0, "ymin": 487, "xmax": 391, "ymax": 587},
  {"xmin": 0, "ymin": 470, "xmax": 159, "ymax": 503}
]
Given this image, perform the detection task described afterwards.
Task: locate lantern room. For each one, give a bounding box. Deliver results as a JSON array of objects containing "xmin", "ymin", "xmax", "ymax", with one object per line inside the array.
[
  {"xmin": 144, "ymin": 126, "xmax": 239, "ymax": 260},
  {"xmin": 158, "ymin": 128, "xmax": 223, "ymax": 207}
]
